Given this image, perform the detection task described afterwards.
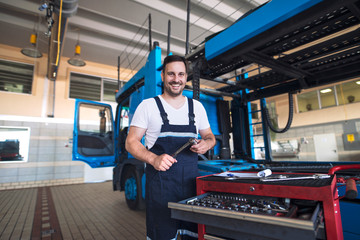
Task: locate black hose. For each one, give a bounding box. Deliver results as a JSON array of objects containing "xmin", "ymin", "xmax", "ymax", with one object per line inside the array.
[{"xmin": 264, "ymin": 93, "xmax": 293, "ymax": 133}]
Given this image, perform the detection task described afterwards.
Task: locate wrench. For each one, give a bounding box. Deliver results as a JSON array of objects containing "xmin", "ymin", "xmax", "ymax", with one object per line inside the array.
[
  {"xmin": 171, "ymin": 138, "xmax": 197, "ymax": 158},
  {"xmin": 260, "ymin": 174, "xmax": 330, "ymax": 182}
]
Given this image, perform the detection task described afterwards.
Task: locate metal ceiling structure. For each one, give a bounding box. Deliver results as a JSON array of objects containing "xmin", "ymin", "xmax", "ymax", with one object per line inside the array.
[
  {"xmin": 0, "ymin": 0, "xmax": 267, "ymax": 81},
  {"xmin": 186, "ymin": 0, "xmax": 360, "ymax": 100}
]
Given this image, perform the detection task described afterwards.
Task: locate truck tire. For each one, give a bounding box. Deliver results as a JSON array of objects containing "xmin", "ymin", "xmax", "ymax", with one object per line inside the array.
[{"xmin": 124, "ymin": 166, "xmax": 145, "ymax": 210}]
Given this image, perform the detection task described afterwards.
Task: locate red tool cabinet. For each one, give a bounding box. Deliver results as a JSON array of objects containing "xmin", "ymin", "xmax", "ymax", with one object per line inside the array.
[{"xmin": 169, "ymin": 172, "xmax": 343, "ymax": 240}]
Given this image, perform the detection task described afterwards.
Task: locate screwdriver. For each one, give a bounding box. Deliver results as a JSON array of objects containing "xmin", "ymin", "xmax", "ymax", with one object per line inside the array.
[{"xmin": 171, "ymin": 138, "xmax": 197, "ymax": 158}]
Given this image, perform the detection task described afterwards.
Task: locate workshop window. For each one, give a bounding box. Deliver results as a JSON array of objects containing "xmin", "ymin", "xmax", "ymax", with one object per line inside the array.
[
  {"xmin": 70, "ymin": 73, "xmax": 101, "ymax": 101},
  {"xmin": 69, "ymin": 73, "xmax": 122, "ymax": 102},
  {"xmin": 103, "ymin": 79, "xmax": 122, "ymax": 102},
  {"xmin": 297, "ymin": 79, "xmax": 360, "ymax": 112},
  {"xmin": 0, "ymin": 59, "xmax": 33, "ymax": 94},
  {"xmin": 336, "ymin": 80, "xmax": 360, "ymax": 105},
  {"xmin": 297, "ymin": 91, "xmax": 320, "ymax": 112},
  {"xmin": 0, "ymin": 126, "xmax": 30, "ymax": 163},
  {"xmin": 319, "ymin": 87, "xmax": 336, "ymax": 108}
]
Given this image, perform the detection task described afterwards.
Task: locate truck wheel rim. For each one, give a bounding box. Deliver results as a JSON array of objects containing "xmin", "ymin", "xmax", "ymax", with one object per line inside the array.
[{"xmin": 125, "ymin": 177, "xmax": 137, "ymax": 200}]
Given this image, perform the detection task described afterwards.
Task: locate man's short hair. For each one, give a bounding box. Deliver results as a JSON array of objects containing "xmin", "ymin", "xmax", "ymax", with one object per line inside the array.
[{"xmin": 162, "ymin": 55, "xmax": 188, "ymax": 73}]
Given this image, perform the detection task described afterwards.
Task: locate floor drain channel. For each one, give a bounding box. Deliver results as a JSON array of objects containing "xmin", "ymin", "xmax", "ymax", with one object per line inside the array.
[
  {"xmin": 42, "ymin": 229, "xmax": 56, "ymax": 236},
  {"xmin": 31, "ymin": 187, "xmax": 62, "ymax": 239}
]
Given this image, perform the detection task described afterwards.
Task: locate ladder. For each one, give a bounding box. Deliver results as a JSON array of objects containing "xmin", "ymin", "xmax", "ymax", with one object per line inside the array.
[{"xmin": 248, "ymin": 97, "xmax": 272, "ymax": 162}]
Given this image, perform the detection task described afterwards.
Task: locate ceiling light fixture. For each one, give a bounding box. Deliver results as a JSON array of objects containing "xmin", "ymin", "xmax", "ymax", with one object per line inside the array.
[
  {"xmin": 68, "ymin": 38, "xmax": 86, "ymax": 67},
  {"xmin": 320, "ymin": 88, "xmax": 332, "ymax": 93},
  {"xmin": 356, "ymin": 81, "xmax": 360, "ymax": 85},
  {"xmin": 21, "ymin": 33, "xmax": 42, "ymax": 58}
]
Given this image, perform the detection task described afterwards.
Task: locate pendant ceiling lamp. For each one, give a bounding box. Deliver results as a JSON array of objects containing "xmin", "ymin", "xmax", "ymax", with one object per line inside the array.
[
  {"xmin": 68, "ymin": 35, "xmax": 86, "ymax": 67},
  {"xmin": 21, "ymin": 33, "xmax": 43, "ymax": 58}
]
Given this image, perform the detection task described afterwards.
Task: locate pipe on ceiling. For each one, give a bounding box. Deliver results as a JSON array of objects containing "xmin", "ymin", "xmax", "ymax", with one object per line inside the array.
[{"xmin": 47, "ymin": 0, "xmax": 78, "ymax": 81}]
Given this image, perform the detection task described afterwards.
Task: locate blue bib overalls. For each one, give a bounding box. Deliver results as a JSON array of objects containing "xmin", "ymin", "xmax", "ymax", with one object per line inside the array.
[{"xmin": 145, "ymin": 96, "xmax": 199, "ymax": 240}]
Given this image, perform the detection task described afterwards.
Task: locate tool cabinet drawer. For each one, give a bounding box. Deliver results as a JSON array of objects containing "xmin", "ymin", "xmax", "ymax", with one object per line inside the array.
[{"xmin": 169, "ymin": 192, "xmax": 325, "ymax": 240}]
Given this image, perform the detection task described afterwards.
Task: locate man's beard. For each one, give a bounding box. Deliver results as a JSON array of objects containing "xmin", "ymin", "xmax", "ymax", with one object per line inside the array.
[{"xmin": 164, "ymin": 82, "xmax": 185, "ymax": 97}]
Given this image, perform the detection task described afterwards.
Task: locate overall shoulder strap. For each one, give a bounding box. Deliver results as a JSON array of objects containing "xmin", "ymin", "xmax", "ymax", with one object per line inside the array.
[
  {"xmin": 187, "ymin": 97, "xmax": 195, "ymax": 126},
  {"xmin": 154, "ymin": 96, "xmax": 169, "ymax": 125}
]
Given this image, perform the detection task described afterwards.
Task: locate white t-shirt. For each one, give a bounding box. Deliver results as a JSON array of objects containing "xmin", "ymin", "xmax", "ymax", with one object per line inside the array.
[{"xmin": 130, "ymin": 95, "xmax": 210, "ymax": 149}]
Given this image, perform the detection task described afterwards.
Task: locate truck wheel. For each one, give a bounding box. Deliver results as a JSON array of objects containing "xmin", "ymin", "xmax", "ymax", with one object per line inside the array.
[{"xmin": 124, "ymin": 166, "xmax": 145, "ymax": 210}]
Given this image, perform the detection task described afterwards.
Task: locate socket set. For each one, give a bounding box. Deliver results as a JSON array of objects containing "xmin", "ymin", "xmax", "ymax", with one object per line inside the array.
[{"xmin": 186, "ymin": 192, "xmax": 295, "ymax": 217}]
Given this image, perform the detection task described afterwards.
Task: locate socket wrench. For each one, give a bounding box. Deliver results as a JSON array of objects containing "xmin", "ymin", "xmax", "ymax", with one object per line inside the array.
[{"xmin": 171, "ymin": 138, "xmax": 197, "ymax": 158}]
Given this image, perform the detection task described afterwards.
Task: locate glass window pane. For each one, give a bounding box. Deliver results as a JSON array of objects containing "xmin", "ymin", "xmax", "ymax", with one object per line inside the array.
[
  {"xmin": 69, "ymin": 73, "xmax": 101, "ymax": 101},
  {"xmin": 0, "ymin": 59, "xmax": 33, "ymax": 94},
  {"xmin": 336, "ymin": 80, "xmax": 360, "ymax": 105},
  {"xmin": 0, "ymin": 127, "xmax": 30, "ymax": 162},
  {"xmin": 78, "ymin": 103, "xmax": 112, "ymax": 133},
  {"xmin": 77, "ymin": 103, "xmax": 114, "ymax": 156},
  {"xmin": 319, "ymin": 87, "xmax": 336, "ymax": 108},
  {"xmin": 120, "ymin": 107, "xmax": 130, "ymax": 129},
  {"xmin": 297, "ymin": 91, "xmax": 319, "ymax": 112},
  {"xmin": 103, "ymin": 79, "xmax": 118, "ymax": 102}
]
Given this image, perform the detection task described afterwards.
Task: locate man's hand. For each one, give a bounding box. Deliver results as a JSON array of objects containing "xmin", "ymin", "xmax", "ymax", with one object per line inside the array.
[
  {"xmin": 190, "ymin": 127, "xmax": 216, "ymax": 155},
  {"xmin": 152, "ymin": 154, "xmax": 177, "ymax": 171},
  {"xmin": 126, "ymin": 126, "xmax": 178, "ymax": 172},
  {"xmin": 190, "ymin": 139, "xmax": 209, "ymax": 155}
]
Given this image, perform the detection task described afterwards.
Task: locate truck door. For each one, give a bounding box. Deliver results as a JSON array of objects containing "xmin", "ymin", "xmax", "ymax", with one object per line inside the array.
[{"xmin": 72, "ymin": 99, "xmax": 116, "ymax": 168}]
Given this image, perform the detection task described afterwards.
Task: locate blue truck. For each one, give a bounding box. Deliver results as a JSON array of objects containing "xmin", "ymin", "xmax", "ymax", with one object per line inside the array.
[
  {"xmin": 72, "ymin": 44, "xmax": 260, "ymax": 210},
  {"xmin": 72, "ymin": 0, "xmax": 360, "ymax": 238}
]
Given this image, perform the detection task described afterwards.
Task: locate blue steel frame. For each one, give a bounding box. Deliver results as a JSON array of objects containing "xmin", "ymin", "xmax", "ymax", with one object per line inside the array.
[
  {"xmin": 260, "ymin": 98, "xmax": 272, "ymax": 162},
  {"xmin": 115, "ymin": 46, "xmax": 162, "ymax": 101},
  {"xmin": 205, "ymin": 0, "xmax": 323, "ymax": 61}
]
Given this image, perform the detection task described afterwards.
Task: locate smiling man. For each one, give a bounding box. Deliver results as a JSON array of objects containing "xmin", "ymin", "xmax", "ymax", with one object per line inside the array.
[{"xmin": 125, "ymin": 55, "xmax": 216, "ymax": 240}]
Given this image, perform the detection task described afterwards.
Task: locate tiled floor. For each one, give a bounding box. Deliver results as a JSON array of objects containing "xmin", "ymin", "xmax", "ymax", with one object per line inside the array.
[{"xmin": 0, "ymin": 181, "xmax": 146, "ymax": 240}]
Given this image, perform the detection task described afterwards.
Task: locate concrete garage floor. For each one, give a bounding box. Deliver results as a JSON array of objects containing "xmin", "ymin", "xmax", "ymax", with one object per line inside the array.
[{"xmin": 0, "ymin": 181, "xmax": 146, "ymax": 239}]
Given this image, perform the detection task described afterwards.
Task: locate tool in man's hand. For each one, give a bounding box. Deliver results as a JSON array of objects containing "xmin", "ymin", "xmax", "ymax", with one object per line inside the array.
[{"xmin": 171, "ymin": 138, "xmax": 197, "ymax": 158}]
